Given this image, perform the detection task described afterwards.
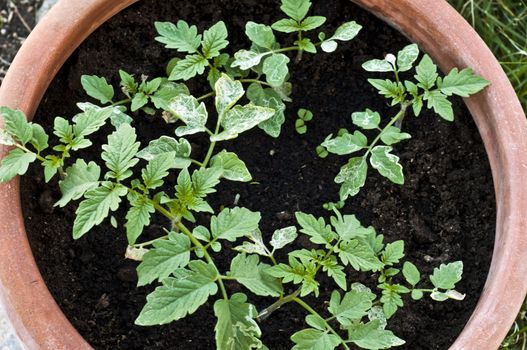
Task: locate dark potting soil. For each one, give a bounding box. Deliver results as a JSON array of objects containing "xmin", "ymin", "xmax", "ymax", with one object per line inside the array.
[{"xmin": 21, "ymin": 0, "xmax": 495, "ymax": 349}]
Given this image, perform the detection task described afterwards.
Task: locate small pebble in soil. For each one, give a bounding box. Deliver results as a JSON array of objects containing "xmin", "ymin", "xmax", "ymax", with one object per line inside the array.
[
  {"xmin": 275, "ymin": 211, "xmax": 292, "ymax": 221},
  {"xmin": 117, "ymin": 265, "xmax": 138, "ymax": 283},
  {"xmin": 38, "ymin": 190, "xmax": 54, "ymax": 214},
  {"xmin": 95, "ymin": 293, "xmax": 110, "ymax": 310}
]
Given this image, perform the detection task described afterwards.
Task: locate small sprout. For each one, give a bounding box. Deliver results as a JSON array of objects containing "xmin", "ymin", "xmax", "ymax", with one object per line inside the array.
[
  {"xmin": 316, "ymin": 145, "xmax": 328, "ymax": 158},
  {"xmin": 296, "ymin": 108, "xmax": 313, "ymax": 134}
]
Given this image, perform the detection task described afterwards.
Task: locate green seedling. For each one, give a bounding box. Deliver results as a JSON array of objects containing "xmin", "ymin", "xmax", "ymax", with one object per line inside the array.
[{"xmin": 295, "ymin": 108, "xmax": 313, "ymax": 134}]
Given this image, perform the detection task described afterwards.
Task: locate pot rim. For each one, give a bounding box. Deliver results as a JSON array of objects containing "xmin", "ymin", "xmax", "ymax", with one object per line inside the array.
[{"xmin": 0, "ymin": 0, "xmax": 526, "ymax": 349}]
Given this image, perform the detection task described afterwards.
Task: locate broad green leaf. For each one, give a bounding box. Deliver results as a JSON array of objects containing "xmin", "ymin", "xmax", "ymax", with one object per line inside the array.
[
  {"xmin": 72, "ymin": 106, "xmax": 113, "ymax": 138},
  {"xmin": 231, "ymin": 50, "xmax": 271, "ymax": 70},
  {"xmin": 211, "ymin": 104, "xmax": 275, "ymax": 142},
  {"xmin": 362, "ymin": 59, "xmax": 393, "ymax": 73},
  {"xmin": 214, "ymin": 293, "xmax": 264, "ymax": 350},
  {"xmin": 168, "ymin": 94, "xmax": 208, "ymax": 136},
  {"xmin": 352, "ymin": 109, "xmax": 381, "ymax": 130},
  {"xmin": 263, "ymin": 54, "xmax": 290, "ymax": 87},
  {"xmin": 300, "ymin": 16, "xmax": 326, "ymax": 31},
  {"xmin": 0, "ymin": 107, "xmax": 32, "ymax": 145},
  {"xmin": 368, "ymin": 79, "xmax": 405, "ymax": 104},
  {"xmin": 338, "ymin": 239, "xmax": 384, "ymax": 271},
  {"xmin": 137, "ymin": 136, "xmax": 192, "ymax": 168},
  {"xmin": 30, "ymin": 124, "xmax": 48, "ymax": 152},
  {"xmin": 245, "ymin": 22, "xmax": 276, "ymax": 49},
  {"xmin": 291, "ymin": 329, "xmax": 340, "ymax": 350},
  {"xmin": 330, "ymin": 214, "xmax": 372, "ymax": 241},
  {"xmin": 125, "ymin": 193, "xmax": 155, "ymax": 245},
  {"xmin": 202, "ymin": 21, "xmax": 229, "ymax": 58},
  {"xmin": 246, "ymin": 83, "xmax": 286, "ymax": 138},
  {"xmin": 335, "ymin": 157, "xmax": 368, "ymax": 200},
  {"xmin": 215, "ymin": 74, "xmax": 245, "ymax": 115},
  {"xmin": 229, "ymin": 254, "xmax": 282, "ymax": 297},
  {"xmin": 295, "ymin": 212, "xmax": 336, "ymax": 245},
  {"xmin": 56, "ymin": 159, "xmax": 101, "ymax": 207},
  {"xmin": 72, "ymin": 183, "xmax": 127, "ymax": 239},
  {"xmin": 397, "ymin": 44, "xmax": 419, "ymax": 72},
  {"xmin": 280, "ymin": 0, "xmax": 311, "ymax": 22},
  {"xmin": 380, "ymin": 126, "xmax": 411, "ymax": 146},
  {"xmin": 151, "ymin": 82, "xmax": 190, "ymax": 110},
  {"xmin": 0, "ymin": 149, "xmax": 36, "ymax": 182},
  {"xmin": 424, "ymin": 90, "xmax": 454, "ymax": 121},
  {"xmin": 271, "ymin": 18, "xmax": 300, "ymax": 33},
  {"xmin": 80, "ymin": 75, "xmax": 114, "ymax": 104},
  {"xmin": 270, "ymin": 226, "xmax": 298, "ymax": 250},
  {"xmin": 439, "ymin": 68, "xmax": 490, "ymax": 97},
  {"xmin": 136, "ymin": 261, "xmax": 218, "ymax": 325},
  {"xmin": 101, "ymin": 124, "xmax": 140, "ymax": 181},
  {"xmin": 211, "ymin": 207, "xmax": 261, "ymax": 242},
  {"xmin": 137, "ymin": 233, "xmax": 191, "ymax": 286},
  {"xmin": 381, "ymin": 241, "xmax": 404, "ymax": 266},
  {"xmin": 322, "ymin": 131, "xmax": 367, "ymax": 155},
  {"xmin": 211, "ymin": 150, "xmax": 252, "ymax": 182},
  {"xmin": 402, "ymin": 262, "xmax": 421, "ymax": 287},
  {"xmin": 141, "ymin": 153, "xmax": 176, "ymax": 189},
  {"xmin": 328, "ymin": 290, "xmax": 374, "ymax": 326},
  {"xmin": 191, "ymin": 167, "xmax": 222, "ymax": 197},
  {"xmin": 169, "ymin": 54, "xmax": 208, "ymax": 81},
  {"xmin": 131, "ymin": 92, "xmax": 149, "ymax": 112},
  {"xmin": 305, "ymin": 315, "xmax": 326, "ymax": 331},
  {"xmin": 234, "ymin": 229, "xmax": 270, "ymax": 257},
  {"xmin": 415, "ymin": 54, "xmax": 438, "ymax": 90},
  {"xmin": 370, "ymin": 146, "xmax": 404, "ymax": 185},
  {"xmin": 430, "ymin": 261, "xmax": 463, "ymax": 290},
  {"xmin": 119, "ymin": 70, "xmax": 138, "ymax": 94},
  {"xmin": 321, "ymin": 21, "xmax": 362, "ymax": 53},
  {"xmin": 268, "ymin": 256, "xmax": 318, "ymax": 296},
  {"xmin": 154, "ymin": 20, "xmax": 202, "ymax": 53},
  {"xmin": 348, "ymin": 321, "xmax": 405, "ymax": 349}
]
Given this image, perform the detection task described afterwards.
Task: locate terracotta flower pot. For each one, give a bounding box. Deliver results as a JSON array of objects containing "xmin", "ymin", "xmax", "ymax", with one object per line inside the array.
[{"xmin": 0, "ymin": 0, "xmax": 525, "ymax": 349}]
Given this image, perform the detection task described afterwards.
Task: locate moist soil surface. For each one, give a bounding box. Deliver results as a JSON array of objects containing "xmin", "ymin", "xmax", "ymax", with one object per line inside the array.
[{"xmin": 21, "ymin": 0, "xmax": 495, "ymax": 349}]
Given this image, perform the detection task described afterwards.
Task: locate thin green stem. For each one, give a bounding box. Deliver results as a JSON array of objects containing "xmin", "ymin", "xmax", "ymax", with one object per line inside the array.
[
  {"xmin": 257, "ymin": 288, "xmax": 301, "ymax": 322},
  {"xmin": 197, "ymin": 91, "xmax": 215, "ymax": 101},
  {"xmin": 190, "ymin": 159, "xmax": 204, "ymax": 167},
  {"xmin": 293, "ymin": 297, "xmax": 350, "ymax": 350},
  {"xmin": 133, "ymin": 235, "xmax": 169, "ymax": 248},
  {"xmin": 239, "ymin": 79, "xmax": 273, "ymax": 87},
  {"xmin": 14, "ymin": 143, "xmax": 45, "ymax": 162},
  {"xmin": 112, "ymin": 98, "xmax": 131, "ymax": 107}
]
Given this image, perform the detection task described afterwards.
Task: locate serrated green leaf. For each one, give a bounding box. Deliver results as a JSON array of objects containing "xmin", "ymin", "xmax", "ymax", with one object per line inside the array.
[
  {"xmin": 328, "ymin": 290, "xmax": 374, "ymax": 326},
  {"xmin": 263, "ymin": 54, "xmax": 290, "ymax": 87},
  {"xmin": 211, "ymin": 150, "xmax": 252, "ymax": 182},
  {"xmin": 300, "ymin": 16, "xmax": 326, "ymax": 31},
  {"xmin": 141, "ymin": 153, "xmax": 176, "ymax": 189},
  {"xmin": 0, "ymin": 107, "xmax": 32, "ymax": 145},
  {"xmin": 280, "ymin": 0, "xmax": 312, "ymax": 22},
  {"xmin": 72, "ymin": 183, "xmax": 127, "ymax": 239},
  {"xmin": 381, "ymin": 241, "xmax": 404, "ymax": 266},
  {"xmin": 211, "ymin": 207, "xmax": 261, "ymax": 242},
  {"xmin": 322, "ymin": 131, "xmax": 367, "ymax": 156},
  {"xmin": 234, "ymin": 229, "xmax": 270, "ymax": 257},
  {"xmin": 119, "ymin": 70, "xmax": 138, "ymax": 94},
  {"xmin": 137, "ymin": 233, "xmax": 191, "ymax": 285},
  {"xmin": 368, "ymin": 79, "xmax": 405, "ymax": 104},
  {"xmin": 348, "ymin": 321, "xmax": 405, "ymax": 349},
  {"xmin": 125, "ymin": 193, "xmax": 155, "ymax": 245},
  {"xmin": 291, "ymin": 329, "xmax": 340, "ymax": 350},
  {"xmin": 268, "ymin": 256, "xmax": 318, "ymax": 296},
  {"xmin": 338, "ymin": 239, "xmax": 384, "ymax": 272},
  {"xmin": 212, "ymin": 104, "xmax": 275, "ymax": 142},
  {"xmin": 245, "ymin": 22, "xmax": 276, "ymax": 49},
  {"xmin": 101, "ymin": 124, "xmax": 140, "ymax": 181},
  {"xmin": 270, "ymin": 226, "xmax": 298, "ymax": 250},
  {"xmin": 30, "ymin": 124, "xmax": 49, "ymax": 152},
  {"xmin": 136, "ymin": 260, "xmax": 218, "ymax": 325},
  {"xmin": 335, "ymin": 157, "xmax": 368, "ymax": 200},
  {"xmin": 169, "ymin": 54, "xmax": 208, "ymax": 81},
  {"xmin": 151, "ymin": 82, "xmax": 190, "ymax": 110},
  {"xmin": 131, "ymin": 92, "xmax": 149, "ymax": 112},
  {"xmin": 397, "ymin": 44, "xmax": 419, "ymax": 72},
  {"xmin": 191, "ymin": 167, "xmax": 222, "ymax": 197},
  {"xmin": 214, "ymin": 293, "xmax": 264, "ymax": 350},
  {"xmin": 271, "ymin": 18, "xmax": 300, "ymax": 33},
  {"xmin": 380, "ymin": 126, "xmax": 411, "ymax": 146},
  {"xmin": 402, "ymin": 262, "xmax": 421, "ymax": 287},
  {"xmin": 56, "ymin": 159, "xmax": 101, "ymax": 207},
  {"xmin": 137, "ymin": 136, "xmax": 192, "ymax": 168},
  {"xmin": 370, "ymin": 146, "xmax": 404, "ymax": 185},
  {"xmin": 229, "ymin": 254, "xmax": 282, "ymax": 297},
  {"xmin": 305, "ymin": 315, "xmax": 326, "ymax": 331},
  {"xmin": 201, "ymin": 21, "xmax": 229, "ymax": 58},
  {"xmin": 81, "ymin": 75, "xmax": 114, "ymax": 104},
  {"xmin": 215, "ymin": 74, "xmax": 245, "ymax": 115},
  {"xmin": 295, "ymin": 212, "xmax": 336, "ymax": 245},
  {"xmin": 168, "ymin": 94, "xmax": 208, "ymax": 136},
  {"xmin": 247, "ymin": 83, "xmax": 286, "ymax": 138},
  {"xmin": 321, "ymin": 257, "xmax": 347, "ymax": 290},
  {"xmin": 295, "ymin": 38, "xmax": 317, "ymax": 53},
  {"xmin": 352, "ymin": 109, "xmax": 381, "ymax": 130},
  {"xmin": 362, "ymin": 59, "xmax": 393, "ymax": 72},
  {"xmin": 415, "ymin": 54, "xmax": 438, "ymax": 90},
  {"xmin": 430, "ymin": 261, "xmax": 463, "ymax": 290},
  {"xmin": 424, "ymin": 90, "xmax": 454, "ymax": 121},
  {"xmin": 380, "ymin": 288, "xmax": 404, "ymax": 319},
  {"xmin": 0, "ymin": 149, "xmax": 36, "ymax": 182},
  {"xmin": 72, "ymin": 106, "xmax": 113, "ymax": 139},
  {"xmin": 439, "ymin": 68, "xmax": 489, "ymax": 97},
  {"xmin": 155, "ymin": 20, "xmax": 202, "ymax": 53},
  {"xmin": 330, "ymin": 214, "xmax": 372, "ymax": 241}
]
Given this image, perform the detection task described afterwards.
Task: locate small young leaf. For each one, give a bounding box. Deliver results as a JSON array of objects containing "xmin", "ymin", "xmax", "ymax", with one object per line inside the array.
[
  {"xmin": 335, "ymin": 157, "xmax": 368, "ymax": 200},
  {"xmin": 154, "ymin": 20, "xmax": 202, "ymax": 53},
  {"xmin": 280, "ymin": 0, "xmax": 312, "ymax": 22},
  {"xmin": 291, "ymin": 329, "xmax": 341, "ymax": 350},
  {"xmin": 338, "ymin": 239, "xmax": 384, "ymax": 272},
  {"xmin": 271, "ymin": 18, "xmax": 300, "ymax": 33},
  {"xmin": 430, "ymin": 261, "xmax": 463, "ymax": 290},
  {"xmin": 362, "ymin": 59, "xmax": 393, "ymax": 73},
  {"xmin": 263, "ymin": 54, "xmax": 290, "ymax": 87},
  {"xmin": 136, "ymin": 261, "xmax": 218, "ymax": 325},
  {"xmin": 352, "ymin": 109, "xmax": 381, "ymax": 130},
  {"xmin": 0, "ymin": 149, "xmax": 36, "ymax": 182},
  {"xmin": 131, "ymin": 92, "xmax": 149, "ymax": 112},
  {"xmin": 215, "ymin": 74, "xmax": 245, "ymax": 115},
  {"xmin": 169, "ymin": 54, "xmax": 208, "ymax": 81},
  {"xmin": 328, "ymin": 289, "xmax": 374, "ymax": 326},
  {"xmin": 30, "ymin": 124, "xmax": 49, "ymax": 152},
  {"xmin": 439, "ymin": 67, "xmax": 490, "ymax": 97},
  {"xmin": 72, "ymin": 106, "xmax": 113, "ymax": 139},
  {"xmin": 229, "ymin": 254, "xmax": 283, "ymax": 297},
  {"xmin": 295, "ymin": 212, "xmax": 336, "ymax": 245},
  {"xmin": 370, "ymin": 146, "xmax": 404, "ymax": 185},
  {"xmin": 56, "ymin": 159, "xmax": 101, "ymax": 207},
  {"xmin": 245, "ymin": 22, "xmax": 276, "ymax": 49},
  {"xmin": 101, "ymin": 124, "xmax": 140, "ymax": 181},
  {"xmin": 299, "ymin": 16, "xmax": 326, "ymax": 31},
  {"xmin": 348, "ymin": 320, "xmax": 405, "ymax": 349},
  {"xmin": 368, "ymin": 79, "xmax": 405, "ymax": 104},
  {"xmin": 246, "ymin": 83, "xmax": 286, "ymax": 138},
  {"xmin": 151, "ymin": 82, "xmax": 190, "ymax": 110},
  {"xmin": 0, "ymin": 107, "xmax": 33, "ymax": 145},
  {"xmin": 270, "ymin": 226, "xmax": 298, "ymax": 250},
  {"xmin": 321, "ymin": 21, "xmax": 362, "ymax": 53},
  {"xmin": 141, "ymin": 153, "xmax": 176, "ymax": 189},
  {"xmin": 330, "ymin": 214, "xmax": 372, "ymax": 241},
  {"xmin": 402, "ymin": 262, "xmax": 421, "ymax": 287},
  {"xmin": 119, "ymin": 70, "xmax": 138, "ymax": 94},
  {"xmin": 125, "ymin": 193, "xmax": 155, "ymax": 245},
  {"xmin": 137, "ymin": 233, "xmax": 191, "ymax": 286},
  {"xmin": 211, "ymin": 207, "xmax": 261, "ymax": 242},
  {"xmin": 305, "ymin": 315, "xmax": 326, "ymax": 331},
  {"xmin": 210, "ymin": 150, "xmax": 252, "ymax": 182},
  {"xmin": 424, "ymin": 90, "xmax": 454, "ymax": 121},
  {"xmin": 81, "ymin": 75, "xmax": 114, "ymax": 104},
  {"xmin": 234, "ymin": 229, "xmax": 270, "ymax": 257},
  {"xmin": 380, "ymin": 126, "xmax": 411, "ymax": 146},
  {"xmin": 168, "ymin": 94, "xmax": 209, "ymax": 136},
  {"xmin": 295, "ymin": 38, "xmax": 317, "ymax": 53},
  {"xmin": 72, "ymin": 183, "xmax": 128, "ymax": 239},
  {"xmin": 211, "ymin": 104, "xmax": 275, "ymax": 142},
  {"xmin": 397, "ymin": 44, "xmax": 419, "ymax": 72},
  {"xmin": 381, "ymin": 240, "xmax": 405, "ymax": 266},
  {"xmin": 137, "ymin": 136, "xmax": 192, "ymax": 168},
  {"xmin": 322, "ymin": 131, "xmax": 367, "ymax": 155},
  {"xmin": 415, "ymin": 54, "xmax": 438, "ymax": 90},
  {"xmin": 202, "ymin": 21, "xmax": 229, "ymax": 58}
]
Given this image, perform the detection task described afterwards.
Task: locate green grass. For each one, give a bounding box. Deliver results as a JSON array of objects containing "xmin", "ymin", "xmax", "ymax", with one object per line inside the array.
[
  {"xmin": 449, "ymin": 1, "xmax": 527, "ymax": 348},
  {"xmin": 450, "ymin": 0, "xmax": 527, "ymax": 110}
]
